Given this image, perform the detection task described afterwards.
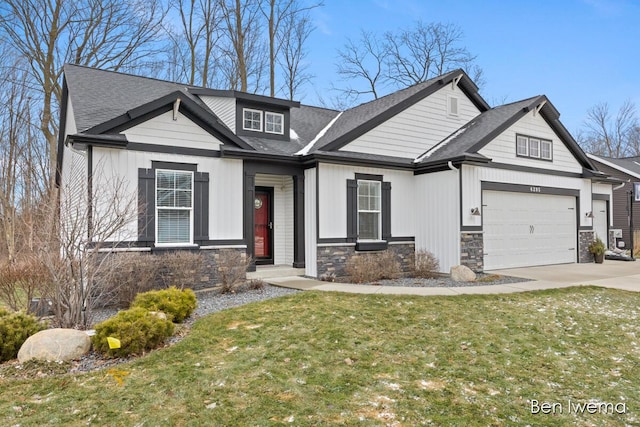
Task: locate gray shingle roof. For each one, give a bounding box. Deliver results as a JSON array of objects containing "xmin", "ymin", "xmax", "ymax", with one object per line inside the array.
[
  {"xmin": 592, "ymin": 155, "xmax": 640, "ymax": 175},
  {"xmin": 417, "ymin": 96, "xmax": 542, "ymax": 164},
  {"xmin": 305, "ymin": 70, "xmax": 465, "ymax": 153},
  {"xmin": 64, "ymin": 64, "xmax": 191, "ymax": 132}
]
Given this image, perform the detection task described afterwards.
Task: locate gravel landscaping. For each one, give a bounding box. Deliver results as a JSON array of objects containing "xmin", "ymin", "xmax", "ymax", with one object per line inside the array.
[{"xmin": 365, "ymin": 273, "xmax": 532, "ymax": 287}]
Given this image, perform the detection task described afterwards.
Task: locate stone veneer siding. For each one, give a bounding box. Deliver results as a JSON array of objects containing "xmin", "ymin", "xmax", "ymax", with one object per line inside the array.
[
  {"xmin": 95, "ymin": 247, "xmax": 247, "ymax": 291},
  {"xmin": 608, "ymin": 229, "xmax": 616, "ymax": 250},
  {"xmin": 460, "ymin": 232, "xmax": 483, "ymax": 272},
  {"xmin": 578, "ymin": 230, "xmax": 595, "ymax": 263},
  {"xmin": 316, "ymin": 242, "xmax": 415, "ymax": 279}
]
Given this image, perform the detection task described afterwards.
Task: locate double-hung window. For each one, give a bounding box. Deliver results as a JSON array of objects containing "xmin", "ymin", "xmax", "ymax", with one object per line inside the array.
[
  {"xmin": 265, "ymin": 112, "xmax": 284, "ymax": 134},
  {"xmin": 243, "ymin": 108, "xmax": 262, "ymax": 132},
  {"xmin": 516, "ymin": 134, "xmax": 553, "ymax": 161},
  {"xmin": 357, "ymin": 180, "xmax": 381, "ymax": 240},
  {"xmin": 156, "ymin": 169, "xmax": 193, "ymax": 244}
]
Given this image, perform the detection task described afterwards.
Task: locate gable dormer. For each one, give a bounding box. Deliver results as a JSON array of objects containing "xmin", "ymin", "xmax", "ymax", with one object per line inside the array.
[{"xmin": 190, "ymin": 88, "xmax": 300, "ymax": 142}]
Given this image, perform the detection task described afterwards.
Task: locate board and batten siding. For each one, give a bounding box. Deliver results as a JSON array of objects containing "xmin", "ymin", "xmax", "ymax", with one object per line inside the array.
[
  {"xmin": 317, "ymin": 163, "xmax": 415, "ymax": 239},
  {"xmin": 415, "ymin": 170, "xmax": 460, "ymax": 272},
  {"xmin": 255, "ymin": 174, "xmax": 294, "ymax": 265},
  {"xmin": 198, "ymin": 95, "xmax": 236, "ymax": 133},
  {"xmin": 91, "ymin": 147, "xmax": 243, "ymax": 242},
  {"xmin": 60, "ymin": 144, "xmax": 89, "ymax": 240},
  {"xmin": 478, "ymin": 110, "xmax": 582, "ymax": 174},
  {"xmin": 339, "ymin": 84, "xmax": 481, "ymax": 158},
  {"xmin": 461, "ymin": 164, "xmax": 593, "ymax": 229},
  {"xmin": 122, "ymin": 110, "xmax": 224, "ymax": 150},
  {"xmin": 304, "ymin": 167, "xmax": 317, "ymax": 277}
]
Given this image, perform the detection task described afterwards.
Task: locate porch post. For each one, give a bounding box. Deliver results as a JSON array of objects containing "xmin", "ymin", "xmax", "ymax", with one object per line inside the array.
[
  {"xmin": 244, "ymin": 171, "xmax": 256, "ymax": 271},
  {"xmin": 293, "ymin": 174, "xmax": 305, "ymax": 268}
]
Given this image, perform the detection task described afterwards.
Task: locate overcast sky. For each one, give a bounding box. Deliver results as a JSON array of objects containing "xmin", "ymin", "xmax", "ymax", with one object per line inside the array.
[{"xmin": 302, "ymin": 0, "xmax": 639, "ymax": 135}]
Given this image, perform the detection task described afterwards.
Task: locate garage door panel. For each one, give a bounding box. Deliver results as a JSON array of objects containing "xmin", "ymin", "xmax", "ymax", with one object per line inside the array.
[{"xmin": 483, "ymin": 191, "xmax": 577, "ymax": 270}]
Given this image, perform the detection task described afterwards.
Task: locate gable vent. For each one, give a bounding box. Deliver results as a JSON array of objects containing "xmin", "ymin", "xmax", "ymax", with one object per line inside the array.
[{"xmin": 448, "ymin": 95, "xmax": 459, "ymax": 117}]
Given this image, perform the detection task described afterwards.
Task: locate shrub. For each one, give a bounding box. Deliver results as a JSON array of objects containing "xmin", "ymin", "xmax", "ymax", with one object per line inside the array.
[
  {"xmin": 217, "ymin": 250, "xmax": 251, "ymax": 293},
  {"xmin": 246, "ymin": 279, "xmax": 265, "ymax": 290},
  {"xmin": 131, "ymin": 286, "xmax": 197, "ymax": 323},
  {"xmin": 0, "ymin": 308, "xmax": 46, "ymax": 362},
  {"xmin": 345, "ymin": 250, "xmax": 401, "ymax": 283},
  {"xmin": 413, "ymin": 250, "xmax": 440, "ymax": 278},
  {"xmin": 0, "ymin": 258, "xmax": 51, "ymax": 313},
  {"xmin": 98, "ymin": 253, "xmax": 159, "ymax": 309},
  {"xmin": 92, "ymin": 307, "xmax": 175, "ymax": 358}
]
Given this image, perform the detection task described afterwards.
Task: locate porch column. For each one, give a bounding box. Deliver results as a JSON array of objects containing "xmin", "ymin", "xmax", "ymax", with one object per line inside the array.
[
  {"xmin": 244, "ymin": 171, "xmax": 256, "ymax": 271},
  {"xmin": 293, "ymin": 174, "xmax": 305, "ymax": 268}
]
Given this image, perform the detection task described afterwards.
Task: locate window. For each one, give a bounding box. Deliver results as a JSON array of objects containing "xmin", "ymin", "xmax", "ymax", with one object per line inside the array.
[
  {"xmin": 516, "ymin": 134, "xmax": 552, "ymax": 161},
  {"xmin": 540, "ymin": 140, "xmax": 552, "ymax": 160},
  {"xmin": 265, "ymin": 112, "xmax": 284, "ymax": 134},
  {"xmin": 243, "ymin": 108, "xmax": 262, "ymax": 132},
  {"xmin": 357, "ymin": 180, "xmax": 381, "ymax": 240},
  {"xmin": 516, "ymin": 135, "xmax": 528, "ymax": 156},
  {"xmin": 156, "ymin": 169, "xmax": 193, "ymax": 244},
  {"xmin": 529, "ymin": 138, "xmax": 540, "ymax": 158}
]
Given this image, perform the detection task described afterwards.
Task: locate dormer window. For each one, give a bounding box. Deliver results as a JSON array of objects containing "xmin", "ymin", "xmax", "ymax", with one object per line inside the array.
[
  {"xmin": 243, "ymin": 108, "xmax": 262, "ymax": 132},
  {"xmin": 265, "ymin": 112, "xmax": 284, "ymax": 134}
]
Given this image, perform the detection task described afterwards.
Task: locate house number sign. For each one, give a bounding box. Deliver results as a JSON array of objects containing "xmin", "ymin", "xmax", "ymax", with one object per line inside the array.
[{"xmin": 530, "ymin": 186, "xmax": 541, "ymax": 193}]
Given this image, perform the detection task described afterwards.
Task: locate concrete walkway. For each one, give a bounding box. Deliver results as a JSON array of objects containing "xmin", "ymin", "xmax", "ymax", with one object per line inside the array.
[{"xmin": 265, "ymin": 260, "xmax": 640, "ymax": 295}]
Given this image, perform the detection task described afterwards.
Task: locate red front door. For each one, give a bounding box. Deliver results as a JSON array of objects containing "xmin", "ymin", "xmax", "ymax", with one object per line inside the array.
[{"xmin": 254, "ymin": 188, "xmax": 273, "ymax": 263}]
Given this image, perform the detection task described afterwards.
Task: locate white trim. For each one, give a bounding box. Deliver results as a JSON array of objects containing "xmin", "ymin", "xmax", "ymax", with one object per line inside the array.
[
  {"xmin": 242, "ymin": 108, "xmax": 263, "ymax": 132},
  {"xmin": 199, "ymin": 245, "xmax": 248, "ymax": 250},
  {"xmin": 587, "ymin": 153, "xmax": 640, "ymax": 180},
  {"xmin": 357, "ymin": 179, "xmax": 382, "ymax": 240},
  {"xmin": 295, "ymin": 112, "xmax": 343, "ymax": 156},
  {"xmin": 155, "ymin": 169, "xmax": 194, "ymax": 245},
  {"xmin": 265, "ymin": 111, "xmax": 284, "ymax": 135},
  {"xmin": 388, "ymin": 241, "xmax": 416, "ymax": 245}
]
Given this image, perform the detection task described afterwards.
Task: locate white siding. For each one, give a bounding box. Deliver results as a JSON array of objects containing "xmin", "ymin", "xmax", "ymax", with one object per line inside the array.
[
  {"xmin": 92, "ymin": 147, "xmax": 243, "ymax": 242},
  {"xmin": 592, "ymin": 182, "xmax": 614, "ymax": 223},
  {"xmin": 305, "ymin": 168, "xmax": 317, "ymax": 277},
  {"xmin": 415, "ymin": 170, "xmax": 460, "ymax": 272},
  {"xmin": 122, "ymin": 111, "xmax": 224, "ymax": 150},
  {"xmin": 65, "ymin": 97, "xmax": 78, "ymax": 135},
  {"xmin": 59, "ymin": 144, "xmax": 88, "ymax": 245},
  {"xmin": 478, "ymin": 110, "xmax": 583, "ymax": 173},
  {"xmin": 199, "ymin": 96, "xmax": 236, "ymax": 133},
  {"xmin": 461, "ymin": 165, "xmax": 593, "ymax": 229},
  {"xmin": 340, "ymin": 83, "xmax": 481, "ymax": 158},
  {"xmin": 255, "ymin": 174, "xmax": 294, "ymax": 265},
  {"xmin": 317, "ymin": 163, "xmax": 415, "ymax": 239}
]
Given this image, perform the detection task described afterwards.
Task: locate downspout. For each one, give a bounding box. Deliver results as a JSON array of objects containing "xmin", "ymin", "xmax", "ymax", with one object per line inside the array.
[
  {"xmin": 448, "ymin": 161, "xmax": 458, "ymax": 171},
  {"xmin": 613, "ymin": 180, "xmax": 628, "ymax": 191}
]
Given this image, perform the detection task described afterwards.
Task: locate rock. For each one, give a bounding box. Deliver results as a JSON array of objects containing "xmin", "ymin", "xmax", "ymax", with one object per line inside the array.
[
  {"xmin": 18, "ymin": 328, "xmax": 91, "ymax": 363},
  {"xmin": 149, "ymin": 311, "xmax": 168, "ymax": 321},
  {"xmin": 450, "ymin": 265, "xmax": 476, "ymax": 282}
]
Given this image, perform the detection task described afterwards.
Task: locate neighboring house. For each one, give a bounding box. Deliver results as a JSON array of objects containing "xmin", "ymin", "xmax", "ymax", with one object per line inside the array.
[
  {"xmin": 56, "ymin": 65, "xmax": 618, "ymax": 287},
  {"xmin": 586, "ymin": 154, "xmax": 640, "ymax": 249}
]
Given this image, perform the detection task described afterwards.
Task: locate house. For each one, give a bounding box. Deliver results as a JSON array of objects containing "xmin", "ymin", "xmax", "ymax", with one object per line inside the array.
[
  {"xmin": 586, "ymin": 154, "xmax": 640, "ymax": 249},
  {"xmin": 56, "ymin": 65, "xmax": 618, "ymax": 287}
]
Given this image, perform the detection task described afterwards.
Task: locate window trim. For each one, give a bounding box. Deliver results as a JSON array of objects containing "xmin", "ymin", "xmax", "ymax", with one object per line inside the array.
[
  {"xmin": 515, "ymin": 134, "xmax": 553, "ymax": 162},
  {"xmin": 264, "ymin": 111, "xmax": 284, "ymax": 135},
  {"xmin": 242, "ymin": 108, "xmax": 263, "ymax": 132},
  {"xmin": 155, "ymin": 168, "xmax": 195, "ymax": 247},
  {"xmin": 357, "ymin": 179, "xmax": 382, "ymax": 242}
]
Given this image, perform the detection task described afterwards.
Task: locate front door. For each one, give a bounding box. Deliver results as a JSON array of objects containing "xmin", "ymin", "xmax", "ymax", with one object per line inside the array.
[{"xmin": 254, "ymin": 187, "xmax": 274, "ymax": 264}]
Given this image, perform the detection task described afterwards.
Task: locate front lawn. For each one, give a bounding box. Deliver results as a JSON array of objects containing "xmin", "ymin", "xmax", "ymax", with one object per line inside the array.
[{"xmin": 1, "ymin": 287, "xmax": 638, "ymax": 426}]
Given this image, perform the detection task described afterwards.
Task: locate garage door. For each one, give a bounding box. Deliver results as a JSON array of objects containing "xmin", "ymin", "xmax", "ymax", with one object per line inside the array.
[
  {"xmin": 483, "ymin": 191, "xmax": 577, "ymax": 270},
  {"xmin": 592, "ymin": 199, "xmax": 608, "ymax": 245}
]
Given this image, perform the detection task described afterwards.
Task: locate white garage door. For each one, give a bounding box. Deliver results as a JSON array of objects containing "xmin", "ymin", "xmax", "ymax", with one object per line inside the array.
[
  {"xmin": 593, "ymin": 199, "xmax": 608, "ymax": 245},
  {"xmin": 483, "ymin": 191, "xmax": 577, "ymax": 270}
]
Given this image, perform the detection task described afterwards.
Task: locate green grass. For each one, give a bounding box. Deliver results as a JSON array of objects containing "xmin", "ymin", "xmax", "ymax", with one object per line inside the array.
[{"xmin": 1, "ymin": 286, "xmax": 639, "ymax": 426}]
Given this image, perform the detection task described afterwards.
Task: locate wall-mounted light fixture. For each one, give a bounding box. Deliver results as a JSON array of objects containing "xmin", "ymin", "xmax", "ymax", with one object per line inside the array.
[
  {"xmin": 585, "ymin": 211, "xmax": 594, "ymax": 218},
  {"xmin": 470, "ymin": 207, "xmax": 481, "ymax": 216}
]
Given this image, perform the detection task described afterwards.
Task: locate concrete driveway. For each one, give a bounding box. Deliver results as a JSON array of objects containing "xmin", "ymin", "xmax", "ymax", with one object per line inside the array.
[{"xmin": 487, "ymin": 260, "xmax": 640, "ymax": 292}]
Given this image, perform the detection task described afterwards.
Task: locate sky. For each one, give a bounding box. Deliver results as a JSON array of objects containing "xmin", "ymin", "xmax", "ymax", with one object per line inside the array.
[{"xmin": 300, "ymin": 0, "xmax": 640, "ymax": 135}]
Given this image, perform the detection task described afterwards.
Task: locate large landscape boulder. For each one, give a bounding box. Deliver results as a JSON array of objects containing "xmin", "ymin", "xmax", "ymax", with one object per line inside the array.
[
  {"xmin": 450, "ymin": 265, "xmax": 476, "ymax": 282},
  {"xmin": 18, "ymin": 328, "xmax": 91, "ymax": 363}
]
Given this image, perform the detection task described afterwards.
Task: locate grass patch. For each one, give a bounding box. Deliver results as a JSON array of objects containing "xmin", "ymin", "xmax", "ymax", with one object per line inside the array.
[{"xmin": 1, "ymin": 286, "xmax": 639, "ymax": 425}]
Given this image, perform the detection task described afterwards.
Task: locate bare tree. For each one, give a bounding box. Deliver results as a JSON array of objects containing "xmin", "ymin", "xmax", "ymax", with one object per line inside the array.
[
  {"xmin": 0, "ymin": 0, "xmax": 166, "ymax": 188},
  {"xmin": 336, "ymin": 30, "xmax": 387, "ymax": 101},
  {"xmin": 334, "ymin": 21, "xmax": 483, "ymax": 105},
  {"xmin": 278, "ymin": 6, "xmax": 314, "ymax": 100},
  {"xmin": 579, "ymin": 100, "xmax": 639, "ymax": 157},
  {"xmin": 219, "ymin": 0, "xmax": 266, "ymax": 92},
  {"xmin": 38, "ymin": 157, "xmax": 138, "ymax": 328}
]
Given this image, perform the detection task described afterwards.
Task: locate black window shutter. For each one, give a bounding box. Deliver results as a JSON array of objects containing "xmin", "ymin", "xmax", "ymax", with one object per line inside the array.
[
  {"xmin": 346, "ymin": 179, "xmax": 358, "ymax": 242},
  {"xmin": 382, "ymin": 181, "xmax": 391, "ymax": 240},
  {"xmin": 194, "ymin": 171, "xmax": 210, "ymax": 243},
  {"xmin": 138, "ymin": 168, "xmax": 155, "ymax": 242}
]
